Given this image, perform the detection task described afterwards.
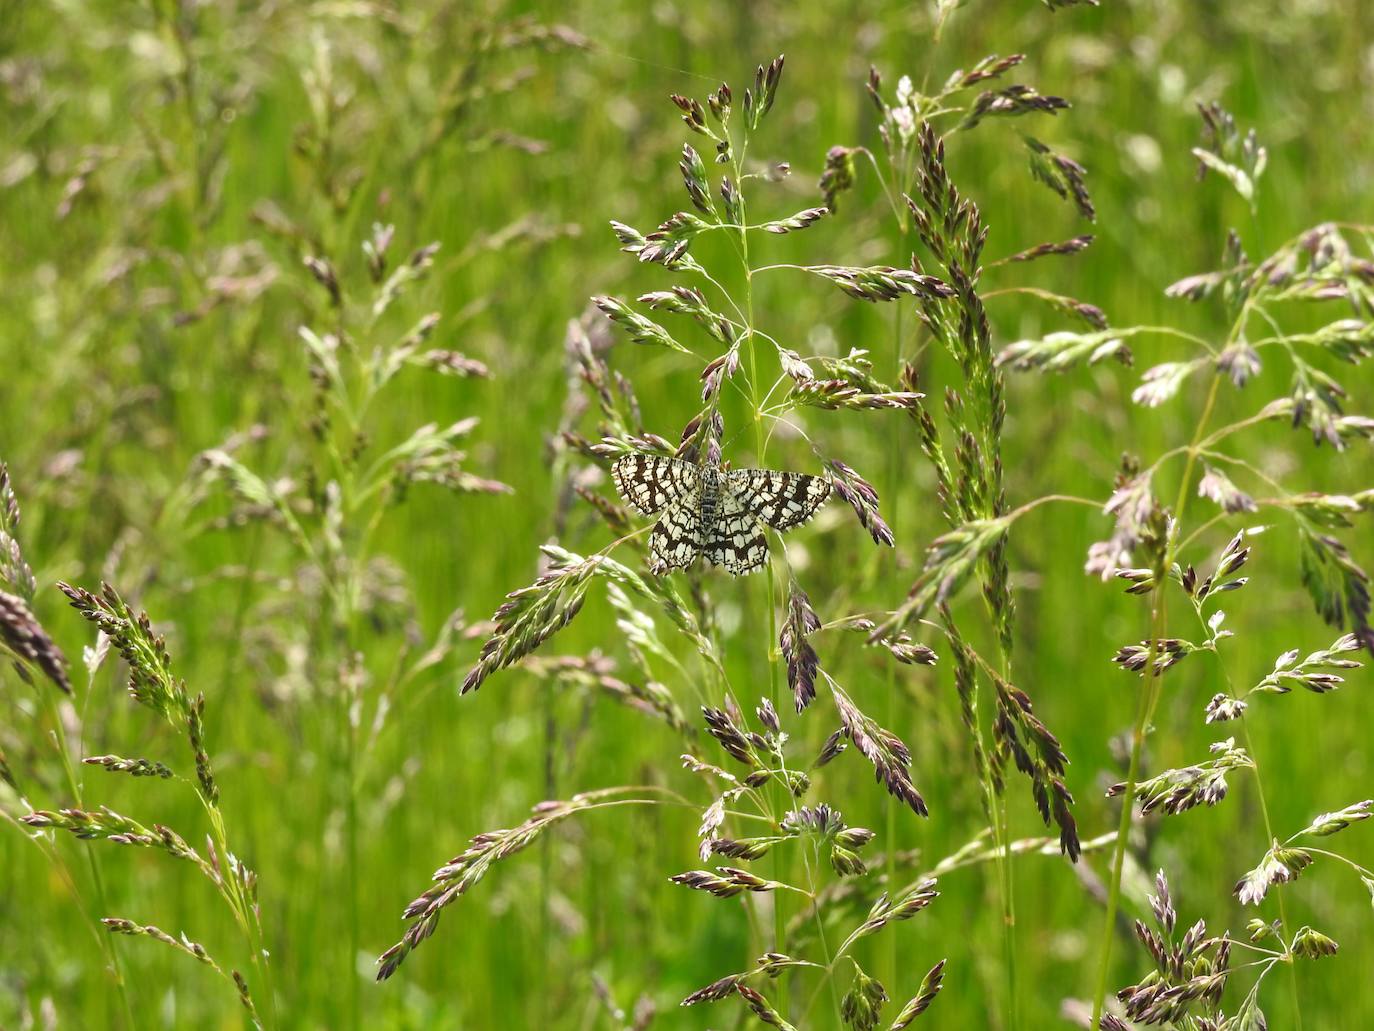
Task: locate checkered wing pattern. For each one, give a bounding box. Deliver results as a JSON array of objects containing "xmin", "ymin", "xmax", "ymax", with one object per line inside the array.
[
  {"xmin": 726, "ymin": 469, "xmax": 831, "ymax": 531},
  {"xmin": 613, "ymin": 453, "xmax": 831, "ymax": 577},
  {"xmin": 611, "ymin": 454, "xmax": 700, "ymax": 515},
  {"xmin": 703, "ymin": 490, "xmax": 768, "ymax": 576},
  {"xmin": 648, "ymin": 496, "xmax": 704, "ymax": 574}
]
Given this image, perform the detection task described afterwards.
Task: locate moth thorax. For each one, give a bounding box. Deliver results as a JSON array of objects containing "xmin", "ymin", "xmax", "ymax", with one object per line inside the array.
[{"xmin": 700, "ymin": 465, "xmax": 722, "ymax": 522}]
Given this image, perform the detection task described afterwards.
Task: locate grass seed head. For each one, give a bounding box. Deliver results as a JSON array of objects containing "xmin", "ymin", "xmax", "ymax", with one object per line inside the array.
[{"xmin": 0, "ymin": 590, "xmax": 71, "ymax": 694}]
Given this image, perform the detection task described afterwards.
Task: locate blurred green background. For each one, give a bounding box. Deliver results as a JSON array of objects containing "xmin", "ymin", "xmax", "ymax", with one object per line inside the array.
[{"xmin": 2, "ymin": 0, "xmax": 1372, "ymax": 1027}]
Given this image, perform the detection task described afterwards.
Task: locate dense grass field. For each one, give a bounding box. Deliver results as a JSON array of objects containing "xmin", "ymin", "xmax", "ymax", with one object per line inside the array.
[{"xmin": 3, "ymin": 1, "xmax": 1374, "ymax": 1028}]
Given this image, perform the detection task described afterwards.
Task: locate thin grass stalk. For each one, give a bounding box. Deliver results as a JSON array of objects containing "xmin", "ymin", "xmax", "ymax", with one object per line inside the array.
[
  {"xmin": 883, "ymin": 171, "xmax": 912, "ymax": 999},
  {"xmin": 859, "ymin": 95, "xmax": 945, "ymax": 1009},
  {"xmin": 1204, "ymin": 622, "xmax": 1305, "ymax": 1029},
  {"xmin": 960, "ymin": 270, "xmax": 1022, "ymax": 1029},
  {"xmin": 883, "ymin": 645, "xmax": 901, "ymax": 997},
  {"xmin": 207, "ymin": 799, "xmax": 277, "ymax": 1030},
  {"xmin": 997, "ymin": 786, "xmax": 1018, "ymax": 1026},
  {"xmin": 803, "ymin": 842, "xmax": 844, "ymax": 1026},
  {"xmin": 345, "ymin": 689, "xmax": 360, "ymax": 1031},
  {"xmin": 1242, "ymin": 207, "xmax": 1309, "ymax": 1030},
  {"xmin": 1090, "ymin": 371, "xmax": 1221, "ymax": 1028},
  {"xmin": 974, "ymin": 665, "xmax": 1017, "ymax": 1028},
  {"xmin": 37, "ymin": 686, "xmax": 138, "ymax": 1029},
  {"xmin": 541, "ymin": 678, "xmax": 555, "ymax": 1030},
  {"xmin": 928, "ymin": 114, "xmax": 1023, "ymax": 1023},
  {"xmin": 318, "ymin": 488, "xmax": 365, "ymax": 1031},
  {"xmin": 980, "ymin": 489, "xmax": 1020, "ymax": 1027},
  {"xmin": 990, "ymin": 619, "xmax": 1020, "ymax": 1028},
  {"xmin": 947, "ymin": 616, "xmax": 1019, "ymax": 1025},
  {"xmin": 1253, "ymin": 739, "xmax": 1305, "ymax": 1030},
  {"xmin": 729, "ymin": 139, "xmax": 790, "ymax": 986}
]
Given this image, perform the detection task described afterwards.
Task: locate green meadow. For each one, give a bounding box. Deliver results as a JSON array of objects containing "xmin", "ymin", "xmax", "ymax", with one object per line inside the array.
[{"xmin": 2, "ymin": 1, "xmax": 1372, "ymax": 1027}]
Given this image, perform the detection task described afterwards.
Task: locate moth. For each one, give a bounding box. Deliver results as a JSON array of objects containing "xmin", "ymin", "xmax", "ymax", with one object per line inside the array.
[{"xmin": 611, "ymin": 453, "xmax": 830, "ymax": 575}]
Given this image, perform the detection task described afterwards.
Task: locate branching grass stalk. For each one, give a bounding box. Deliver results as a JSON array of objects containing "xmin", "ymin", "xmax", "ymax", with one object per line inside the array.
[
  {"xmin": 730, "ymin": 136, "xmax": 790, "ymax": 990},
  {"xmin": 959, "ymin": 643, "xmax": 1019, "ymax": 1029},
  {"xmin": 857, "ymin": 92, "xmax": 1029, "ymax": 1016},
  {"xmin": 801, "ymin": 842, "xmax": 843, "ymax": 1025},
  {"xmin": 883, "ymin": 166, "xmax": 913, "ymax": 999},
  {"xmin": 1090, "ymin": 370, "xmax": 1222, "ymax": 1029},
  {"xmin": 982, "ymin": 502, "xmax": 1021, "ymax": 1030},
  {"xmin": 1303, "ymin": 847, "xmax": 1374, "ymax": 880},
  {"xmin": 205, "ymin": 797, "xmax": 278, "ymax": 1030},
  {"xmin": 1184, "ymin": 491, "xmax": 1311, "ymax": 1029},
  {"xmin": 1202, "ymin": 626, "xmax": 1305, "ymax": 1028}
]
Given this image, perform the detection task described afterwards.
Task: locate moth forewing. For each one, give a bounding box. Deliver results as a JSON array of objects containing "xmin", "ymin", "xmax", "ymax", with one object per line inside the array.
[
  {"xmin": 611, "ymin": 453, "xmax": 700, "ymax": 515},
  {"xmin": 726, "ymin": 468, "xmax": 831, "ymax": 530}
]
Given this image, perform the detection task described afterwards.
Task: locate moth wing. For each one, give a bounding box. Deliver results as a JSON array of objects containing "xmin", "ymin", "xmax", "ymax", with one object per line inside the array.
[
  {"xmin": 648, "ymin": 496, "xmax": 704, "ymax": 574},
  {"xmin": 612, "ymin": 454, "xmax": 700, "ymax": 516},
  {"xmin": 703, "ymin": 488, "xmax": 768, "ymax": 576},
  {"xmin": 727, "ymin": 469, "xmax": 830, "ymax": 531}
]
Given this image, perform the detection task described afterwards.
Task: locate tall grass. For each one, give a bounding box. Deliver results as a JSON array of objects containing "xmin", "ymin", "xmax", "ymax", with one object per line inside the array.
[{"xmin": 2, "ymin": 1, "xmax": 1373, "ymax": 1028}]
